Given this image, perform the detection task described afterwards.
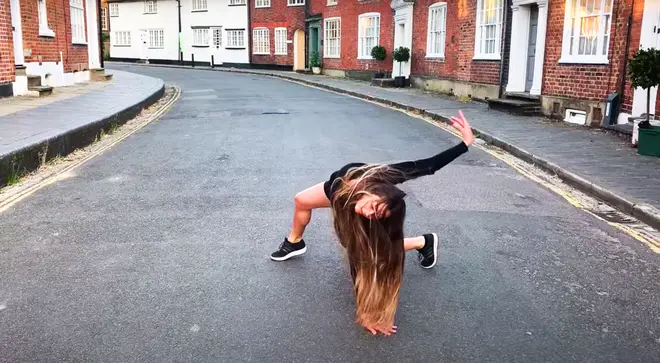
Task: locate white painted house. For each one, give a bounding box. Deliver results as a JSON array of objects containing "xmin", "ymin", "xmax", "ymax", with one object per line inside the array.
[{"xmin": 108, "ymin": 0, "xmax": 249, "ymax": 66}]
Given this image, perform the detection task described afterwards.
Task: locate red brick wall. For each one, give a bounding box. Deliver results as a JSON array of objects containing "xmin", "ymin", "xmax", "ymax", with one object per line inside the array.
[
  {"xmin": 621, "ymin": 0, "xmax": 647, "ymax": 113},
  {"xmin": 317, "ymin": 0, "xmax": 394, "ymax": 73},
  {"xmin": 542, "ymin": 0, "xmax": 635, "ymax": 106},
  {"xmin": 251, "ymin": 0, "xmax": 306, "ymax": 67},
  {"xmin": 410, "ymin": 0, "xmax": 502, "ymax": 86},
  {"xmin": 20, "ymin": 0, "xmax": 89, "ymax": 73},
  {"xmin": 0, "ymin": 0, "xmax": 15, "ymax": 83}
]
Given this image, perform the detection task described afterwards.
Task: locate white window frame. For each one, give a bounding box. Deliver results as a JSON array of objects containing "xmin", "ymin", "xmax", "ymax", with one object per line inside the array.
[
  {"xmin": 192, "ymin": 0, "xmax": 207, "ymax": 11},
  {"xmin": 255, "ymin": 0, "xmax": 270, "ymax": 8},
  {"xmin": 192, "ymin": 28, "xmax": 210, "ymax": 47},
  {"xmin": 226, "ymin": 29, "xmax": 245, "ymax": 48},
  {"xmin": 70, "ymin": 0, "xmax": 86, "ymax": 44},
  {"xmin": 113, "ymin": 31, "xmax": 131, "ymax": 46},
  {"xmin": 148, "ymin": 29, "xmax": 164, "ymax": 48},
  {"xmin": 229, "ymin": 0, "xmax": 246, "ymax": 5},
  {"xmin": 253, "ymin": 27, "xmax": 270, "ymax": 55},
  {"xmin": 288, "ymin": 0, "xmax": 304, "ymax": 6},
  {"xmin": 559, "ymin": 0, "xmax": 613, "ymax": 64},
  {"xmin": 110, "ymin": 3, "xmax": 119, "ymax": 16},
  {"xmin": 473, "ymin": 0, "xmax": 503, "ymax": 60},
  {"xmin": 327, "ymin": 0, "xmax": 337, "ymax": 5},
  {"xmin": 38, "ymin": 0, "xmax": 55, "ymax": 37},
  {"xmin": 357, "ymin": 13, "xmax": 380, "ymax": 59},
  {"xmin": 426, "ymin": 2, "xmax": 447, "ymax": 58},
  {"xmin": 324, "ymin": 17, "xmax": 341, "ymax": 58},
  {"xmin": 100, "ymin": 7, "xmax": 108, "ymax": 31},
  {"xmin": 274, "ymin": 27, "xmax": 287, "ymax": 55},
  {"xmin": 144, "ymin": 0, "xmax": 157, "ymax": 14}
]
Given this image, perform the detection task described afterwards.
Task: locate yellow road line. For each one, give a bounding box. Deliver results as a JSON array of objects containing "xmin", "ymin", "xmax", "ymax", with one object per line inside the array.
[{"xmin": 0, "ymin": 86, "xmax": 181, "ymax": 214}]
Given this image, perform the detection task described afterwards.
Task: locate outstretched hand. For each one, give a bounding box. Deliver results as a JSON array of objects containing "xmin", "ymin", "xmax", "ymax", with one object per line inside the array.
[
  {"xmin": 450, "ymin": 110, "xmax": 475, "ymax": 146},
  {"xmin": 362, "ymin": 322, "xmax": 397, "ymax": 337}
]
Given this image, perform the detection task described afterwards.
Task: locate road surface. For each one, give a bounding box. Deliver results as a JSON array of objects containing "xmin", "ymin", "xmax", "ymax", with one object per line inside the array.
[{"xmin": 1, "ymin": 65, "xmax": 659, "ymax": 363}]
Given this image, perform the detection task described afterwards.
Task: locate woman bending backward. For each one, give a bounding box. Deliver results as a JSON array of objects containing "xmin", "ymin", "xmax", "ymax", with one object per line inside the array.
[{"xmin": 270, "ymin": 111, "xmax": 475, "ymax": 336}]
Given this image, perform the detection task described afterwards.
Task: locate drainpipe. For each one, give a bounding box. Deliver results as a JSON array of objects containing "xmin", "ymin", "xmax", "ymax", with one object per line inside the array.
[
  {"xmin": 304, "ymin": 0, "xmax": 310, "ymax": 68},
  {"xmin": 177, "ymin": 0, "xmax": 182, "ymax": 63},
  {"xmin": 247, "ymin": 0, "xmax": 252, "ymax": 66},
  {"xmin": 618, "ymin": 0, "xmax": 636, "ymax": 112},
  {"xmin": 497, "ymin": 0, "xmax": 510, "ymax": 98},
  {"xmin": 98, "ymin": 0, "xmax": 104, "ymax": 68}
]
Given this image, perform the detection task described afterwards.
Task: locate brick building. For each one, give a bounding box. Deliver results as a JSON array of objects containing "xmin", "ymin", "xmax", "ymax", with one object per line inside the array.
[
  {"xmin": 250, "ymin": 0, "xmax": 306, "ymax": 70},
  {"xmin": 1, "ymin": 0, "xmax": 102, "ymax": 98}
]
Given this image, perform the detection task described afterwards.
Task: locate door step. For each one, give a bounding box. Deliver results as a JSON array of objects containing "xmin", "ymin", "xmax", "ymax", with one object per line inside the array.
[
  {"xmin": 371, "ymin": 78, "xmax": 395, "ymax": 88},
  {"xmin": 27, "ymin": 86, "xmax": 53, "ymax": 97},
  {"xmin": 27, "ymin": 75, "xmax": 42, "ymax": 88},
  {"xmin": 90, "ymin": 68, "xmax": 113, "ymax": 82},
  {"xmin": 488, "ymin": 92, "xmax": 541, "ymax": 116}
]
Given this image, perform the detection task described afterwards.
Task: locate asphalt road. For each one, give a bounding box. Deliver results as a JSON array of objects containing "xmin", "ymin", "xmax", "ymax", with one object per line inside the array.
[{"xmin": 1, "ymin": 64, "xmax": 659, "ymax": 363}]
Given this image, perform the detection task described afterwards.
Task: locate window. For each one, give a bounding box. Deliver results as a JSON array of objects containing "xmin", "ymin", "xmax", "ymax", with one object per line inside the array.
[
  {"xmin": 288, "ymin": 0, "xmax": 304, "ymax": 6},
  {"xmin": 110, "ymin": 3, "xmax": 119, "ymax": 16},
  {"xmin": 148, "ymin": 29, "xmax": 164, "ymax": 48},
  {"xmin": 192, "ymin": 0, "xmax": 207, "ymax": 11},
  {"xmin": 255, "ymin": 0, "xmax": 270, "ymax": 7},
  {"xmin": 212, "ymin": 27, "xmax": 222, "ymax": 48},
  {"xmin": 229, "ymin": 0, "xmax": 246, "ymax": 5},
  {"xmin": 358, "ymin": 13, "xmax": 380, "ymax": 59},
  {"xmin": 38, "ymin": 0, "xmax": 55, "ymax": 37},
  {"xmin": 192, "ymin": 28, "xmax": 209, "ymax": 46},
  {"xmin": 427, "ymin": 3, "xmax": 447, "ymax": 58},
  {"xmin": 327, "ymin": 0, "xmax": 337, "ymax": 5},
  {"xmin": 226, "ymin": 29, "xmax": 245, "ymax": 48},
  {"xmin": 560, "ymin": 0, "xmax": 613, "ymax": 64},
  {"xmin": 474, "ymin": 0, "xmax": 503, "ymax": 59},
  {"xmin": 70, "ymin": 0, "xmax": 86, "ymax": 44},
  {"xmin": 113, "ymin": 31, "xmax": 131, "ymax": 46},
  {"xmin": 324, "ymin": 18, "xmax": 341, "ymax": 58},
  {"xmin": 274, "ymin": 28, "xmax": 287, "ymax": 55},
  {"xmin": 144, "ymin": 0, "xmax": 157, "ymax": 13},
  {"xmin": 253, "ymin": 28, "xmax": 270, "ymax": 54},
  {"xmin": 100, "ymin": 8, "xmax": 108, "ymax": 30}
]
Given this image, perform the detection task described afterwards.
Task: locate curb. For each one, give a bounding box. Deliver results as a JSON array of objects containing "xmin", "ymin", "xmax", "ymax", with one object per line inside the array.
[
  {"xmin": 112, "ymin": 62, "xmax": 660, "ymax": 231},
  {"xmin": 0, "ymin": 78, "xmax": 165, "ymax": 188}
]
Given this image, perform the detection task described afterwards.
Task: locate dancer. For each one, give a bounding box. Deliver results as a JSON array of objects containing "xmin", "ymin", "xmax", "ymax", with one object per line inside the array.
[{"xmin": 270, "ymin": 111, "xmax": 475, "ymax": 336}]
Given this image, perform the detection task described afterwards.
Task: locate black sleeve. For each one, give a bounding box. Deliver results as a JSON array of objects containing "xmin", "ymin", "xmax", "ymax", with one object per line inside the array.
[{"xmin": 386, "ymin": 141, "xmax": 469, "ymax": 184}]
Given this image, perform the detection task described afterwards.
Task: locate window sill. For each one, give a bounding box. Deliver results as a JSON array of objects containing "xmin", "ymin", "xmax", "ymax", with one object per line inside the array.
[
  {"xmin": 287, "ymin": 4, "xmax": 305, "ymax": 6},
  {"xmin": 274, "ymin": 53, "xmax": 288, "ymax": 56},
  {"xmin": 191, "ymin": 9, "xmax": 208, "ymax": 12},
  {"xmin": 357, "ymin": 56, "xmax": 374, "ymax": 60},
  {"xmin": 143, "ymin": 12, "xmax": 157, "ymax": 14},
  {"xmin": 425, "ymin": 55, "xmax": 445, "ymax": 61},
  {"xmin": 113, "ymin": 45, "xmax": 131, "ymax": 47},
  {"xmin": 253, "ymin": 52, "xmax": 270, "ymax": 55},
  {"xmin": 73, "ymin": 41, "xmax": 88, "ymax": 46},
  {"xmin": 226, "ymin": 47, "xmax": 246, "ymax": 50},
  {"xmin": 255, "ymin": 5, "xmax": 271, "ymax": 8},
  {"xmin": 558, "ymin": 56, "xmax": 609, "ymax": 65},
  {"xmin": 472, "ymin": 54, "xmax": 501, "ymax": 61},
  {"xmin": 324, "ymin": 55, "xmax": 340, "ymax": 59},
  {"xmin": 148, "ymin": 47, "xmax": 164, "ymax": 49},
  {"xmin": 228, "ymin": 3, "xmax": 247, "ymax": 6},
  {"xmin": 192, "ymin": 45, "xmax": 210, "ymax": 48},
  {"xmin": 39, "ymin": 27, "xmax": 55, "ymax": 38}
]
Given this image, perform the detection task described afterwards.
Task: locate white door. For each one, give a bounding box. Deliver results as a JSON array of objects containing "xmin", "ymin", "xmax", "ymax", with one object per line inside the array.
[
  {"xmin": 86, "ymin": 0, "xmax": 101, "ymax": 69},
  {"xmin": 10, "ymin": 0, "xmax": 24, "ymax": 65},
  {"xmin": 392, "ymin": 8, "xmax": 413, "ymax": 79},
  {"xmin": 632, "ymin": 1, "xmax": 660, "ymax": 117},
  {"xmin": 140, "ymin": 30, "xmax": 149, "ymax": 61},
  {"xmin": 211, "ymin": 27, "xmax": 223, "ymax": 66}
]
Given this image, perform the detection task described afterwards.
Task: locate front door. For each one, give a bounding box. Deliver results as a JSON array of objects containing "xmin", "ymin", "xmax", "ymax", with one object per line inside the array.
[
  {"xmin": 308, "ymin": 22, "xmax": 321, "ymax": 67},
  {"xmin": 10, "ymin": 0, "xmax": 24, "ymax": 65},
  {"xmin": 211, "ymin": 27, "xmax": 223, "ymax": 65},
  {"xmin": 632, "ymin": 1, "xmax": 660, "ymax": 117},
  {"xmin": 525, "ymin": 5, "xmax": 539, "ymax": 92}
]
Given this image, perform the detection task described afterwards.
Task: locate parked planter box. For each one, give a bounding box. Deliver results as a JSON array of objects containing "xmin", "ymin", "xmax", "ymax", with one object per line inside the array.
[
  {"xmin": 638, "ymin": 125, "xmax": 660, "ymax": 157},
  {"xmin": 312, "ymin": 67, "xmax": 321, "ymax": 75}
]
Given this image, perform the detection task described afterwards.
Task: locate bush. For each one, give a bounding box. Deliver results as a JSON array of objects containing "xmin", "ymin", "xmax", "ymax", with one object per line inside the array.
[
  {"xmin": 628, "ymin": 48, "xmax": 660, "ymax": 124},
  {"xmin": 393, "ymin": 47, "xmax": 410, "ymax": 63},
  {"xmin": 371, "ymin": 46, "xmax": 386, "ymax": 61},
  {"xmin": 310, "ymin": 51, "xmax": 321, "ymax": 68}
]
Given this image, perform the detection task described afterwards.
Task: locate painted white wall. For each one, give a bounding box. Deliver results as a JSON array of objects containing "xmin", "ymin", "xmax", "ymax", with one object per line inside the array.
[
  {"xmin": 109, "ymin": 0, "xmax": 180, "ymax": 61},
  {"xmin": 180, "ymin": 0, "xmax": 249, "ymax": 65}
]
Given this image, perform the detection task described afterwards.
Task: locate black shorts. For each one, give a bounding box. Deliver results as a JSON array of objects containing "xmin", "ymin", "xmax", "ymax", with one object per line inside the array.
[{"xmin": 323, "ymin": 162, "xmax": 366, "ymax": 200}]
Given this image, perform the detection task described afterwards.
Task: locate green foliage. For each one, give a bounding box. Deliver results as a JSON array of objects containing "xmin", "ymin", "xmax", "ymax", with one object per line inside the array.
[
  {"xmin": 628, "ymin": 48, "xmax": 660, "ymax": 123},
  {"xmin": 371, "ymin": 46, "xmax": 387, "ymax": 61},
  {"xmin": 393, "ymin": 47, "xmax": 410, "ymax": 63},
  {"xmin": 310, "ymin": 51, "xmax": 321, "ymax": 68}
]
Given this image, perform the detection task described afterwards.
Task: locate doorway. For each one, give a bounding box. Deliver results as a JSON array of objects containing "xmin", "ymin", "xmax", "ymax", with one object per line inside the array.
[
  {"xmin": 632, "ymin": 0, "xmax": 660, "ymax": 117},
  {"xmin": 211, "ymin": 27, "xmax": 223, "ymax": 66},
  {"xmin": 293, "ymin": 29, "xmax": 305, "ymax": 70},
  {"xmin": 308, "ymin": 22, "xmax": 321, "ymax": 68},
  {"xmin": 525, "ymin": 5, "xmax": 539, "ymax": 92},
  {"xmin": 392, "ymin": 5, "xmax": 413, "ymax": 79},
  {"xmin": 10, "ymin": 0, "xmax": 24, "ymax": 65}
]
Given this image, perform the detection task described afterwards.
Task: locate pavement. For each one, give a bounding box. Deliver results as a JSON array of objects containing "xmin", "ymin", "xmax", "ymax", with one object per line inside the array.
[
  {"xmin": 1, "ymin": 64, "xmax": 659, "ymax": 362},
  {"xmin": 106, "ymin": 62, "xmax": 660, "ymax": 229},
  {"xmin": 0, "ymin": 70, "xmax": 164, "ymax": 186}
]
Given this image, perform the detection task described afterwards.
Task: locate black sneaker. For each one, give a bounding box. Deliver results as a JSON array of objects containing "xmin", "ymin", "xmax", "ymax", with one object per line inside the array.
[
  {"xmin": 270, "ymin": 238, "xmax": 307, "ymax": 261},
  {"xmin": 417, "ymin": 233, "xmax": 438, "ymax": 269}
]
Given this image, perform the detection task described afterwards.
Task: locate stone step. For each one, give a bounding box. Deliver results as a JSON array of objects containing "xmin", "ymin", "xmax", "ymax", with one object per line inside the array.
[
  {"xmin": 487, "ymin": 97, "xmax": 541, "ymax": 116},
  {"xmin": 27, "ymin": 86, "xmax": 53, "ymax": 97},
  {"xmin": 504, "ymin": 91, "xmax": 540, "ymax": 101},
  {"xmin": 104, "ymin": 74, "xmax": 113, "ymax": 81},
  {"xmin": 27, "ymin": 75, "xmax": 42, "ymax": 87},
  {"xmin": 371, "ymin": 78, "xmax": 395, "ymax": 88},
  {"xmin": 15, "ymin": 65, "xmax": 27, "ymax": 77}
]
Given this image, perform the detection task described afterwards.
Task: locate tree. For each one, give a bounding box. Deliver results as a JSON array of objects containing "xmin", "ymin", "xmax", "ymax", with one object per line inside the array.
[{"xmin": 628, "ymin": 47, "xmax": 660, "ymax": 127}]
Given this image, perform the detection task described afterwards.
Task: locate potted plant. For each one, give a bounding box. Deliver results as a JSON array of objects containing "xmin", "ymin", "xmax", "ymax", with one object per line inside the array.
[
  {"xmin": 392, "ymin": 46, "xmax": 410, "ymax": 88},
  {"xmin": 628, "ymin": 47, "xmax": 660, "ymax": 157},
  {"xmin": 371, "ymin": 45, "xmax": 387, "ymax": 79},
  {"xmin": 310, "ymin": 51, "xmax": 321, "ymax": 75}
]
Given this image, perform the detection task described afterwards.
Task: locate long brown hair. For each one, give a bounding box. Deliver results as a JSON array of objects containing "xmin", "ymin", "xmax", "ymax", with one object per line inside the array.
[{"xmin": 330, "ymin": 165, "xmax": 407, "ymax": 329}]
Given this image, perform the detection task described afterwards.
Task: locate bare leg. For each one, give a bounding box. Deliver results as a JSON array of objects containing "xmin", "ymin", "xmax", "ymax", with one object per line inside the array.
[
  {"xmin": 286, "ymin": 182, "xmax": 331, "ymax": 243},
  {"xmin": 404, "ymin": 236, "xmax": 425, "ymax": 251}
]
